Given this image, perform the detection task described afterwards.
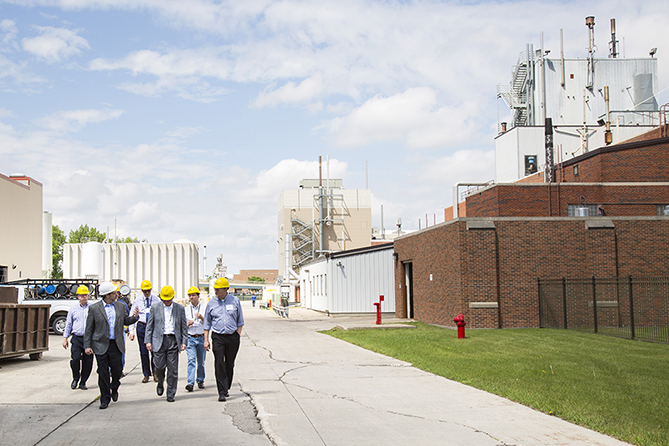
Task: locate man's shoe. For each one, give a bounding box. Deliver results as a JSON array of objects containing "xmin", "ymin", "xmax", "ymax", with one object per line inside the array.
[
  {"xmin": 197, "ymin": 382, "xmax": 205, "ymax": 389},
  {"xmin": 156, "ymin": 385, "xmax": 164, "ymax": 396},
  {"xmin": 111, "ymin": 391, "xmax": 119, "ymax": 402},
  {"xmin": 71, "ymin": 379, "xmax": 78, "ymax": 390},
  {"xmin": 100, "ymin": 401, "xmax": 109, "ymax": 410},
  {"xmin": 223, "ymin": 392, "xmax": 229, "ymax": 398},
  {"xmin": 142, "ymin": 375, "xmax": 150, "ymax": 383},
  {"xmin": 185, "ymin": 384, "xmax": 193, "ymax": 392},
  {"xmin": 218, "ymin": 395, "xmax": 226, "ymax": 402},
  {"xmin": 166, "ymin": 397, "xmax": 175, "ymax": 402},
  {"xmin": 78, "ymin": 383, "xmax": 88, "ymax": 390},
  {"xmin": 153, "ymin": 373, "xmax": 158, "ymax": 382}
]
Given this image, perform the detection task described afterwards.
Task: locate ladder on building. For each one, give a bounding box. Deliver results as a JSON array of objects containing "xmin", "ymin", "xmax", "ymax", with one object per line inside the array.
[
  {"xmin": 497, "ymin": 51, "xmax": 531, "ymax": 127},
  {"xmin": 290, "ymin": 216, "xmax": 314, "ymax": 268}
]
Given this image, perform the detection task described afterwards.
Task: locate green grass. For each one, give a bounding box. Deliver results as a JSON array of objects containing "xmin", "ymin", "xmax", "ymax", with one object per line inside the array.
[{"xmin": 323, "ymin": 323, "xmax": 669, "ymax": 446}]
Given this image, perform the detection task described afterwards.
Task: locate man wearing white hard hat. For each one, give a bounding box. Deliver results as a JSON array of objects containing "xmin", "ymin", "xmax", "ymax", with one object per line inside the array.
[
  {"xmin": 145, "ymin": 285, "xmax": 187, "ymax": 402},
  {"xmin": 62, "ymin": 285, "xmax": 94, "ymax": 390},
  {"xmin": 84, "ymin": 281, "xmax": 139, "ymax": 409}
]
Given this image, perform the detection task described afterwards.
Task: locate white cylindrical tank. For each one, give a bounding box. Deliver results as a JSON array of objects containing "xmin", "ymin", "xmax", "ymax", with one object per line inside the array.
[{"xmin": 82, "ymin": 242, "xmax": 103, "ymax": 277}]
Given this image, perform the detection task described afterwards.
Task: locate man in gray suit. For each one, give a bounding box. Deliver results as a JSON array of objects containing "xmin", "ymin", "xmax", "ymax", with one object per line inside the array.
[
  {"xmin": 84, "ymin": 282, "xmax": 139, "ymax": 409},
  {"xmin": 145, "ymin": 285, "xmax": 187, "ymax": 402}
]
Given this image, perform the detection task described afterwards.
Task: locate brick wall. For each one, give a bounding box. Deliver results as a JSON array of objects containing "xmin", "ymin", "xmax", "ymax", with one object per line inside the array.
[
  {"xmin": 394, "ymin": 218, "xmax": 669, "ymax": 329},
  {"xmin": 465, "ymin": 184, "xmax": 669, "ymax": 217}
]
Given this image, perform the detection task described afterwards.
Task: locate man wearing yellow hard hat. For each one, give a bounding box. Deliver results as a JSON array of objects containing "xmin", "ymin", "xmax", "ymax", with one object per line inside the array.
[
  {"xmin": 129, "ymin": 279, "xmax": 160, "ymax": 383},
  {"xmin": 203, "ymin": 277, "xmax": 244, "ymax": 402},
  {"xmin": 145, "ymin": 285, "xmax": 188, "ymax": 402},
  {"xmin": 62, "ymin": 285, "xmax": 94, "ymax": 390},
  {"xmin": 184, "ymin": 286, "xmax": 207, "ymax": 392}
]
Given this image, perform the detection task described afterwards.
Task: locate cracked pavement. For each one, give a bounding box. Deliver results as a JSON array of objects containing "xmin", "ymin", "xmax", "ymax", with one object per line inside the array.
[
  {"xmin": 0, "ymin": 302, "xmax": 631, "ymax": 446},
  {"xmin": 237, "ymin": 304, "xmax": 632, "ymax": 446}
]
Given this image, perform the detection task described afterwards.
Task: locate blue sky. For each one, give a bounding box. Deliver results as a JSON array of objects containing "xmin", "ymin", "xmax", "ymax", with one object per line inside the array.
[{"xmin": 1, "ymin": 0, "xmax": 667, "ymax": 275}]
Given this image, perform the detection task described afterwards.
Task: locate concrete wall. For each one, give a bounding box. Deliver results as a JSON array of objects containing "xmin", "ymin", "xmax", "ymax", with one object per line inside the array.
[
  {"xmin": 0, "ymin": 174, "xmax": 43, "ymax": 282},
  {"xmin": 394, "ymin": 217, "xmax": 669, "ymax": 329}
]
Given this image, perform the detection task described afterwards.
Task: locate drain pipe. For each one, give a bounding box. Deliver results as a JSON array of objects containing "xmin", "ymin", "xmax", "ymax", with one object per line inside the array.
[{"xmin": 453, "ymin": 182, "xmax": 490, "ymax": 218}]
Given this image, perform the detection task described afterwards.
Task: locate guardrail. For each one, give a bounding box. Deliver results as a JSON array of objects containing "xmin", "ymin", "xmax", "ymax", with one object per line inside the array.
[{"xmin": 273, "ymin": 305, "xmax": 289, "ymax": 318}]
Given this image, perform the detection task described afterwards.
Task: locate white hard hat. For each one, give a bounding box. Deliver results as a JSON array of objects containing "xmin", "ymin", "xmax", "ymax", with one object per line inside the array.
[{"xmin": 99, "ymin": 281, "xmax": 117, "ymax": 296}]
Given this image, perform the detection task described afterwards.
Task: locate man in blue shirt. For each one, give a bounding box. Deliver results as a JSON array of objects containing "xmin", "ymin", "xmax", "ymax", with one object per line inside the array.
[
  {"xmin": 203, "ymin": 277, "xmax": 244, "ymax": 402},
  {"xmin": 62, "ymin": 285, "xmax": 93, "ymax": 390}
]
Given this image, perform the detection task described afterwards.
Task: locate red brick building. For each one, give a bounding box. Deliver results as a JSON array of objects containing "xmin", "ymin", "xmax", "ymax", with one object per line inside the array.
[{"xmin": 396, "ymin": 129, "xmax": 669, "ymax": 328}]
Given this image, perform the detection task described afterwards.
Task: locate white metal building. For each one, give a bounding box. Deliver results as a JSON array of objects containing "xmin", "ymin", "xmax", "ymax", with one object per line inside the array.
[
  {"xmin": 63, "ymin": 241, "xmax": 199, "ymax": 302},
  {"xmin": 0, "ymin": 173, "xmax": 43, "ymax": 282},
  {"xmin": 495, "ymin": 17, "xmax": 660, "ymax": 183},
  {"xmin": 299, "ymin": 243, "xmax": 395, "ymax": 315}
]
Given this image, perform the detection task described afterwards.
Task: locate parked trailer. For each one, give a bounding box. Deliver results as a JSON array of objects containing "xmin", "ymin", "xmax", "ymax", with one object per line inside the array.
[{"xmin": 0, "ymin": 302, "xmax": 50, "ymax": 360}]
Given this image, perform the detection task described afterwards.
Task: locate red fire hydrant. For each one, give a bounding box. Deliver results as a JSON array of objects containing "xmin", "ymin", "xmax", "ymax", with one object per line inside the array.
[
  {"xmin": 374, "ymin": 295, "xmax": 385, "ymax": 325},
  {"xmin": 453, "ymin": 313, "xmax": 466, "ymax": 339}
]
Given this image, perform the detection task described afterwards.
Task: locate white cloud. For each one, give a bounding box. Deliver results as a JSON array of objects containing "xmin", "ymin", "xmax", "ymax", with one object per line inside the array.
[
  {"xmin": 21, "ymin": 25, "xmax": 89, "ymax": 62},
  {"xmin": 320, "ymin": 88, "xmax": 479, "ymax": 149},
  {"xmin": 253, "ymin": 74, "xmax": 323, "ymax": 108},
  {"xmin": 1, "ymin": 19, "xmax": 19, "ymax": 51},
  {"xmin": 35, "ymin": 109, "xmax": 124, "ymax": 132}
]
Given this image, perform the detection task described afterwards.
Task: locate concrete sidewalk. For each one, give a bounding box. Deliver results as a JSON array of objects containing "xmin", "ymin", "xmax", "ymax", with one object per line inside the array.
[
  {"xmin": 0, "ymin": 301, "xmax": 630, "ymax": 446},
  {"xmin": 238, "ymin": 304, "xmax": 630, "ymax": 446}
]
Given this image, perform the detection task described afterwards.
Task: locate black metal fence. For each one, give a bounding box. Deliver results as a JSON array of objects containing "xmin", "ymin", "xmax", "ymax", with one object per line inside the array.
[{"xmin": 538, "ymin": 277, "xmax": 669, "ymax": 343}]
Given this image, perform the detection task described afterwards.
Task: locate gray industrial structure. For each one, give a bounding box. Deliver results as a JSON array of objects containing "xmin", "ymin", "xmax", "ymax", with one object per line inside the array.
[
  {"xmin": 277, "ymin": 169, "xmax": 372, "ymax": 283},
  {"xmin": 495, "ymin": 17, "xmax": 661, "ymax": 183}
]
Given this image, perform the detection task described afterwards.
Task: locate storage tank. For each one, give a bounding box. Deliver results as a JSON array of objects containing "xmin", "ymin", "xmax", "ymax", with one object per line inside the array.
[{"xmin": 81, "ymin": 242, "xmax": 103, "ymax": 277}]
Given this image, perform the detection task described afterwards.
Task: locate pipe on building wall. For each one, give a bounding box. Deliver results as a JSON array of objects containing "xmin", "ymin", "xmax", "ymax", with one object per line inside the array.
[{"xmin": 452, "ymin": 182, "xmax": 490, "ymax": 218}]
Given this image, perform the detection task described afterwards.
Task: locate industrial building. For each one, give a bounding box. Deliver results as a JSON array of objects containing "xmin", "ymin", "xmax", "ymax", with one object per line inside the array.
[
  {"xmin": 397, "ymin": 17, "xmax": 669, "ymax": 330},
  {"xmin": 277, "ymin": 177, "xmax": 372, "ymax": 282},
  {"xmin": 63, "ymin": 241, "xmax": 199, "ymax": 302},
  {"xmin": 495, "ymin": 16, "xmax": 659, "ymax": 184},
  {"xmin": 0, "ymin": 173, "xmax": 45, "ymax": 282},
  {"xmin": 299, "ymin": 243, "xmax": 395, "ymax": 315}
]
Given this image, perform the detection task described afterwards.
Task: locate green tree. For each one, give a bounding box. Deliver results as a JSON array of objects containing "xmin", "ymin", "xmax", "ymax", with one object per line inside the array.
[
  {"xmin": 115, "ymin": 236, "xmax": 139, "ymax": 243},
  {"xmin": 52, "ymin": 225, "xmax": 66, "ymax": 279},
  {"xmin": 68, "ymin": 224, "xmax": 106, "ymax": 243},
  {"xmin": 248, "ymin": 276, "xmax": 266, "ymax": 283}
]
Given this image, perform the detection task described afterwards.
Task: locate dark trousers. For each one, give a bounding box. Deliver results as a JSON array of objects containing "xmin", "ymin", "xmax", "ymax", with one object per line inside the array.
[
  {"xmin": 70, "ymin": 335, "xmax": 93, "ymax": 385},
  {"xmin": 95, "ymin": 340, "xmax": 123, "ymax": 405},
  {"xmin": 153, "ymin": 335, "xmax": 179, "ymax": 399},
  {"xmin": 136, "ymin": 322, "xmax": 154, "ymax": 377},
  {"xmin": 212, "ymin": 331, "xmax": 240, "ymax": 397}
]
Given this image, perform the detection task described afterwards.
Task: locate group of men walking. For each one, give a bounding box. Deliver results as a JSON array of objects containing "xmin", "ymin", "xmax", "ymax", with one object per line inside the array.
[{"xmin": 62, "ymin": 277, "xmax": 244, "ymax": 409}]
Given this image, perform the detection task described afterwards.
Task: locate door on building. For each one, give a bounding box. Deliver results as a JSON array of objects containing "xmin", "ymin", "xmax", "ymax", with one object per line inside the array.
[{"xmin": 404, "ymin": 262, "xmax": 414, "ymax": 319}]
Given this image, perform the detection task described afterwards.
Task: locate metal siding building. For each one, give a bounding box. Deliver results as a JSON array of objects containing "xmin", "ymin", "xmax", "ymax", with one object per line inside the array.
[
  {"xmin": 300, "ymin": 244, "xmax": 395, "ymax": 314},
  {"xmin": 63, "ymin": 242, "xmax": 199, "ymax": 302}
]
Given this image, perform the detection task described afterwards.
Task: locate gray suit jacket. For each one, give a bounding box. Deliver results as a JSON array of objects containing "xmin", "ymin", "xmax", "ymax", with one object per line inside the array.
[
  {"xmin": 145, "ymin": 301, "xmax": 187, "ymax": 351},
  {"xmin": 84, "ymin": 299, "xmax": 138, "ymax": 355}
]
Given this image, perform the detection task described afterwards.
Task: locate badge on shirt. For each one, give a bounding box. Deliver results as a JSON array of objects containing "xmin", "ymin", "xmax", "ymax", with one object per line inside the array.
[{"xmin": 226, "ymin": 304, "xmax": 235, "ymax": 311}]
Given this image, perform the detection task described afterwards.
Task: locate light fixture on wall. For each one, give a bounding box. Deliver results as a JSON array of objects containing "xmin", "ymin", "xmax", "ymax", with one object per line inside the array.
[{"xmin": 11, "ymin": 263, "xmax": 16, "ymax": 269}]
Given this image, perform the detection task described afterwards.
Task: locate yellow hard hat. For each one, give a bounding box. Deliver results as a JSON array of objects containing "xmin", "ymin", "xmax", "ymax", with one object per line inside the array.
[
  {"xmin": 76, "ymin": 285, "xmax": 89, "ymax": 295},
  {"xmin": 141, "ymin": 280, "xmax": 152, "ymax": 290},
  {"xmin": 213, "ymin": 277, "xmax": 229, "ymax": 289},
  {"xmin": 187, "ymin": 286, "xmax": 200, "ymax": 295},
  {"xmin": 160, "ymin": 285, "xmax": 175, "ymax": 300}
]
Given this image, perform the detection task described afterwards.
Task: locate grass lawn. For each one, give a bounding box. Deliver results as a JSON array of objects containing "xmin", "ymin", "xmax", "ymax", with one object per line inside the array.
[{"xmin": 323, "ymin": 323, "xmax": 669, "ymax": 446}]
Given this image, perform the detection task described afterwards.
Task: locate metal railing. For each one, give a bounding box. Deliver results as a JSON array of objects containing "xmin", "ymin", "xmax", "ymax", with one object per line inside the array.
[{"xmin": 538, "ymin": 277, "xmax": 669, "ymax": 343}]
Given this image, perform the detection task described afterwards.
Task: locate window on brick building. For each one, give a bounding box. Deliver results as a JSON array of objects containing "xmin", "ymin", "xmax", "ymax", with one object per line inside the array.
[
  {"xmin": 568, "ymin": 204, "xmax": 598, "ymax": 216},
  {"xmin": 656, "ymin": 205, "xmax": 669, "ymax": 216},
  {"xmin": 573, "ymin": 165, "xmax": 579, "ymax": 176}
]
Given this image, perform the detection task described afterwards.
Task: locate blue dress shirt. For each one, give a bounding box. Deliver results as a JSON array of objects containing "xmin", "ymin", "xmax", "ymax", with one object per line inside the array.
[{"xmin": 204, "ymin": 294, "xmax": 244, "ymax": 335}]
